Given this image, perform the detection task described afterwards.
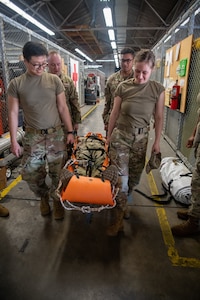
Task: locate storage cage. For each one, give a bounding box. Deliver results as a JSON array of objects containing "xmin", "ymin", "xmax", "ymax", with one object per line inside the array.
[{"xmin": 151, "ymin": 1, "xmax": 200, "ymax": 170}]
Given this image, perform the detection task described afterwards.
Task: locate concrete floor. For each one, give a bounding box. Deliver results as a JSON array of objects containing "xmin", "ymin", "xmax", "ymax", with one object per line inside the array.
[{"xmin": 0, "ymin": 100, "xmax": 200, "ymax": 300}]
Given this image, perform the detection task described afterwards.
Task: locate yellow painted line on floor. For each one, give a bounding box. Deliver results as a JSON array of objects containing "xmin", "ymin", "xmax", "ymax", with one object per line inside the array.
[
  {"xmin": 147, "ymin": 170, "xmax": 200, "ymax": 268},
  {"xmin": 81, "ymin": 103, "xmax": 98, "ymax": 121},
  {"xmin": 0, "ymin": 175, "xmax": 22, "ymax": 200}
]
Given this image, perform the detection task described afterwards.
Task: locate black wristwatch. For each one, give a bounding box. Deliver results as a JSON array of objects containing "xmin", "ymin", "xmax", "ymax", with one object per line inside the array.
[{"xmin": 67, "ymin": 131, "xmax": 74, "ymax": 135}]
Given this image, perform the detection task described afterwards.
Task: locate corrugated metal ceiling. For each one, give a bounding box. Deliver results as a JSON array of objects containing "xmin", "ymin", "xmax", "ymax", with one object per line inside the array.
[{"xmin": 0, "ymin": 0, "xmax": 198, "ymax": 61}]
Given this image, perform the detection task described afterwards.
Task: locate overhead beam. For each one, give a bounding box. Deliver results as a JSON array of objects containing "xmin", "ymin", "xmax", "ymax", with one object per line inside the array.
[
  {"xmin": 144, "ymin": 0, "xmax": 169, "ymax": 26},
  {"xmin": 60, "ymin": 0, "xmax": 83, "ymax": 27},
  {"xmin": 61, "ymin": 27, "xmax": 168, "ymax": 32}
]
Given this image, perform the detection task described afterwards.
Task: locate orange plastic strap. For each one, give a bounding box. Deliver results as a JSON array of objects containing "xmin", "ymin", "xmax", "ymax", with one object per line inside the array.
[
  {"xmin": 86, "ymin": 132, "xmax": 103, "ymax": 139},
  {"xmin": 61, "ymin": 175, "xmax": 114, "ymax": 206},
  {"xmin": 102, "ymin": 143, "xmax": 110, "ymax": 170}
]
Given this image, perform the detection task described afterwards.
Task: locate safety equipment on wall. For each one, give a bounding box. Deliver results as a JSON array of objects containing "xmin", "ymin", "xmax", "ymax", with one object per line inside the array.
[
  {"xmin": 0, "ymin": 78, "xmax": 5, "ymax": 97},
  {"xmin": 170, "ymin": 80, "xmax": 180, "ymax": 110},
  {"xmin": 179, "ymin": 58, "xmax": 187, "ymax": 77}
]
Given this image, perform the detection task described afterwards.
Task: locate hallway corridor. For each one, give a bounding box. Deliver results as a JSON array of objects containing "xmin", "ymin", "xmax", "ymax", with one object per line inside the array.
[{"xmin": 0, "ymin": 101, "xmax": 200, "ymax": 300}]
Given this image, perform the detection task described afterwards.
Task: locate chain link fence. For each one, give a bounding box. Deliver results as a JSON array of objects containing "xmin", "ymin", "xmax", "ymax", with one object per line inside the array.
[{"xmin": 152, "ymin": 1, "xmax": 200, "ymax": 169}]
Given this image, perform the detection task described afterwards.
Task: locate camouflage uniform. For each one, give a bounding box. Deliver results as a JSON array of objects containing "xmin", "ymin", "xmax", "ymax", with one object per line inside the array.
[
  {"xmin": 60, "ymin": 73, "xmax": 81, "ymax": 160},
  {"xmin": 109, "ymin": 128, "xmax": 148, "ymax": 210},
  {"xmin": 21, "ymin": 128, "xmax": 65, "ymax": 200},
  {"xmin": 109, "ymin": 79, "xmax": 165, "ymax": 210},
  {"xmin": 102, "ymin": 70, "xmax": 134, "ymax": 127},
  {"xmin": 189, "ymin": 93, "xmax": 200, "ymax": 219},
  {"xmin": 60, "ymin": 73, "xmax": 81, "ymax": 126},
  {"xmin": 7, "ymin": 72, "xmax": 66, "ymax": 201}
]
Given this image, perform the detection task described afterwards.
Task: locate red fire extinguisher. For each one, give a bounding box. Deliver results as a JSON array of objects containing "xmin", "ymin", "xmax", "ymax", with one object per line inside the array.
[{"xmin": 170, "ymin": 80, "xmax": 180, "ymax": 110}]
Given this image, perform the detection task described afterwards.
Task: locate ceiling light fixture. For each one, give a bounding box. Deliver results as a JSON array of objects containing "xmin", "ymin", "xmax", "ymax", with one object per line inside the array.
[
  {"xmin": 164, "ymin": 35, "xmax": 171, "ymax": 43},
  {"xmin": 96, "ymin": 59, "xmax": 114, "ymax": 62},
  {"xmin": 115, "ymin": 60, "xmax": 119, "ymax": 68},
  {"xmin": 180, "ymin": 17, "xmax": 190, "ymax": 27},
  {"xmin": 108, "ymin": 29, "xmax": 115, "ymax": 41},
  {"xmin": 195, "ymin": 8, "xmax": 200, "ymax": 15},
  {"xmin": 0, "ymin": 0, "xmax": 54, "ymax": 35},
  {"xmin": 111, "ymin": 41, "xmax": 117, "ymax": 49},
  {"xmin": 113, "ymin": 53, "xmax": 119, "ymax": 68},
  {"xmin": 103, "ymin": 7, "xmax": 113, "ymax": 27},
  {"xmin": 103, "ymin": 5, "xmax": 119, "ymax": 68},
  {"xmin": 84, "ymin": 65, "xmax": 102, "ymax": 69},
  {"xmin": 75, "ymin": 48, "xmax": 93, "ymax": 62}
]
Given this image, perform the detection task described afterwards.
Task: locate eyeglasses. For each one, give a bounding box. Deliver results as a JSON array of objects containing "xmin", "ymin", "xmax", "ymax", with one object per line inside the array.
[
  {"xmin": 29, "ymin": 61, "xmax": 48, "ymax": 69},
  {"xmin": 121, "ymin": 59, "xmax": 133, "ymax": 64}
]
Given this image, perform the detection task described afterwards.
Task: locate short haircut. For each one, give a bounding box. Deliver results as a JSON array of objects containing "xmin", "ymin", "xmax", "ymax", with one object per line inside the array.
[
  {"xmin": 134, "ymin": 49, "xmax": 155, "ymax": 68},
  {"xmin": 23, "ymin": 41, "xmax": 48, "ymax": 61},
  {"xmin": 48, "ymin": 50, "xmax": 59, "ymax": 56},
  {"xmin": 48, "ymin": 50, "xmax": 61, "ymax": 61},
  {"xmin": 120, "ymin": 47, "xmax": 135, "ymax": 57}
]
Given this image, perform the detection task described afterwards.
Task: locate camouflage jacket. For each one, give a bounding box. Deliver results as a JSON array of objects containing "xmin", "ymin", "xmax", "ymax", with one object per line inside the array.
[
  {"xmin": 194, "ymin": 93, "xmax": 200, "ymax": 147},
  {"xmin": 60, "ymin": 73, "xmax": 81, "ymax": 124},
  {"xmin": 102, "ymin": 70, "xmax": 134, "ymax": 125}
]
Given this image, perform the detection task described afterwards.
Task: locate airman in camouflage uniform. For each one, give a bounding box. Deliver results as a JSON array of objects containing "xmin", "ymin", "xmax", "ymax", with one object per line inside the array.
[
  {"xmin": 102, "ymin": 47, "xmax": 135, "ymax": 132},
  {"xmin": 102, "ymin": 48, "xmax": 135, "ymax": 220},
  {"xmin": 8, "ymin": 42, "xmax": 74, "ymax": 220},
  {"xmin": 107, "ymin": 49, "xmax": 165, "ymax": 236},
  {"xmin": 171, "ymin": 92, "xmax": 200, "ymax": 236},
  {"xmin": 48, "ymin": 51, "xmax": 81, "ymax": 132}
]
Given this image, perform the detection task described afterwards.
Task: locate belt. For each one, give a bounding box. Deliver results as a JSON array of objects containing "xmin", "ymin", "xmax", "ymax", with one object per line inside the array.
[
  {"xmin": 25, "ymin": 125, "xmax": 61, "ymax": 135},
  {"xmin": 117, "ymin": 124, "xmax": 149, "ymax": 135}
]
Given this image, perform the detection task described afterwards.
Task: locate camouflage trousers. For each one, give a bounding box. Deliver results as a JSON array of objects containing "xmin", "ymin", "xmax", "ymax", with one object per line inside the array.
[
  {"xmin": 189, "ymin": 143, "xmax": 200, "ymax": 218},
  {"xmin": 21, "ymin": 128, "xmax": 66, "ymax": 201},
  {"xmin": 109, "ymin": 128, "xmax": 148, "ymax": 209}
]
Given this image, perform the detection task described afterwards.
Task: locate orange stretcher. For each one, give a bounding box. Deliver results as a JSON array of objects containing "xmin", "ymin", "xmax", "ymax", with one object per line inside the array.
[{"xmin": 56, "ymin": 132, "xmax": 118, "ymax": 213}]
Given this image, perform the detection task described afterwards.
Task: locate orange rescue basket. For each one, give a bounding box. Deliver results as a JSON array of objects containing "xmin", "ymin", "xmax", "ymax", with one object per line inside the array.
[
  {"xmin": 58, "ymin": 174, "xmax": 118, "ymax": 213},
  {"xmin": 57, "ymin": 133, "xmax": 118, "ymax": 213}
]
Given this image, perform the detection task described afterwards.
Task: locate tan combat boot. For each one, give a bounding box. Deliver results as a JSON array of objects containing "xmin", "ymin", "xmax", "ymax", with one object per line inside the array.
[
  {"xmin": 177, "ymin": 209, "xmax": 189, "ymax": 220},
  {"xmin": 53, "ymin": 199, "xmax": 64, "ymax": 220},
  {"xmin": 0, "ymin": 204, "xmax": 9, "ymax": 217},
  {"xmin": 106, "ymin": 207, "xmax": 124, "ymax": 236},
  {"xmin": 171, "ymin": 217, "xmax": 199, "ymax": 237},
  {"xmin": 40, "ymin": 193, "xmax": 51, "ymax": 216}
]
